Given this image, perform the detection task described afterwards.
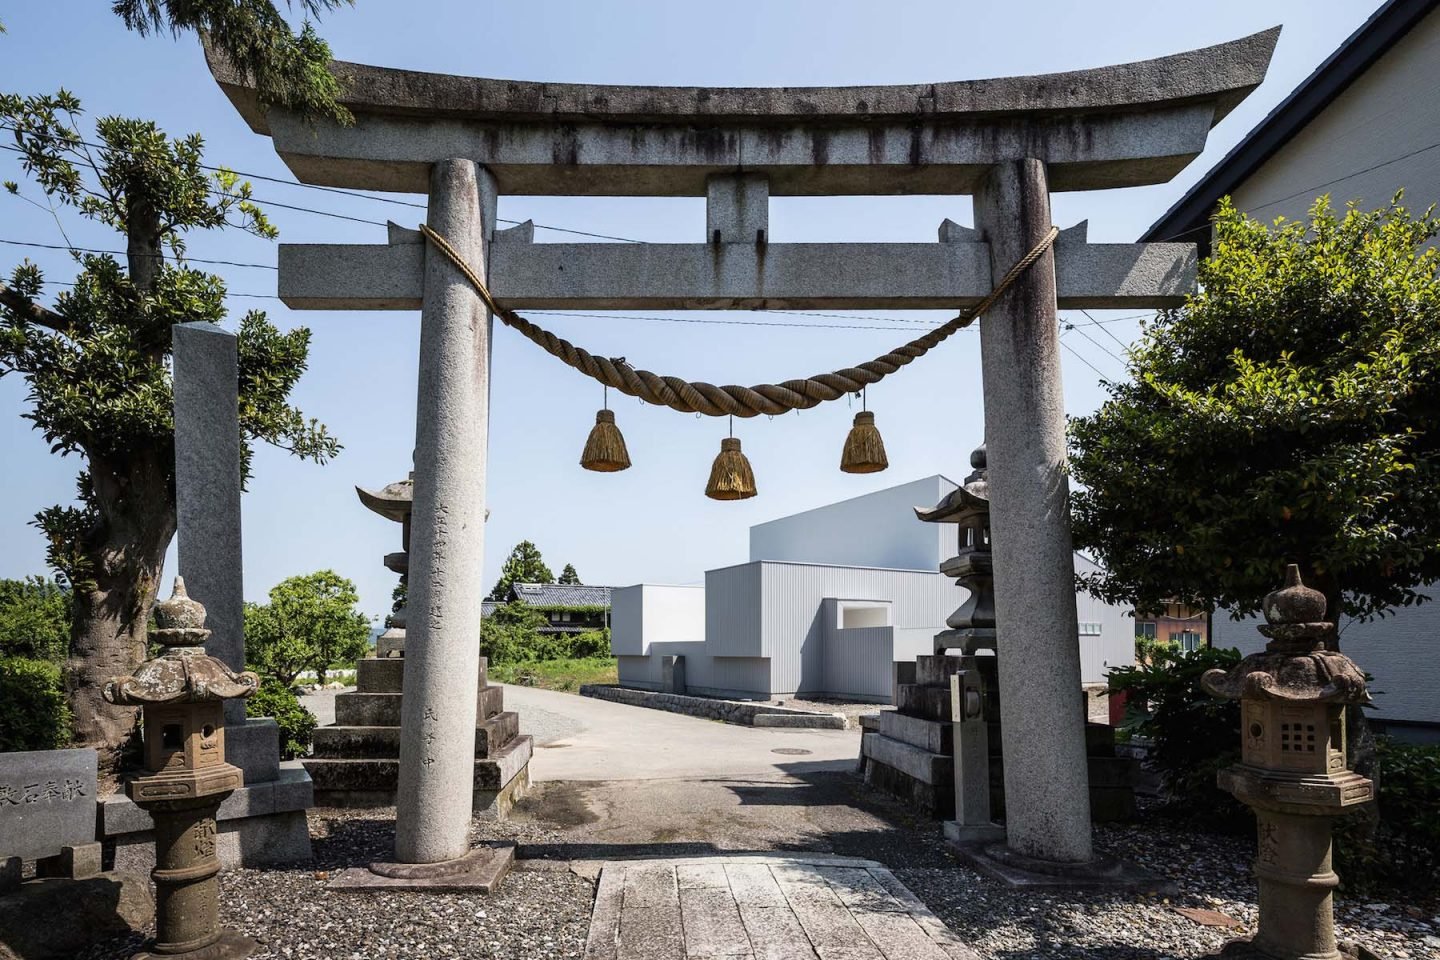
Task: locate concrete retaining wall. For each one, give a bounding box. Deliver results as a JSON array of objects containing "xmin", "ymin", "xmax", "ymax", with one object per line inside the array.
[{"xmin": 579, "ymin": 684, "xmax": 847, "ymax": 729}]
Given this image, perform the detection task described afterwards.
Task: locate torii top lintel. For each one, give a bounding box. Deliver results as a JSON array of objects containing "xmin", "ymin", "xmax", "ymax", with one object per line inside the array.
[{"xmin": 206, "ymin": 29, "xmax": 1279, "ymax": 197}]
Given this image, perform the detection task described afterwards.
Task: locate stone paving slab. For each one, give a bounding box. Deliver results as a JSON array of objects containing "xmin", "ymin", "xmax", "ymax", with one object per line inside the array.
[{"xmin": 584, "ymin": 856, "xmax": 979, "ymax": 960}]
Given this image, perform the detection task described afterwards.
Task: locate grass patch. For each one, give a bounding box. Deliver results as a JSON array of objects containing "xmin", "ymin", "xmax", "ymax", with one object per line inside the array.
[{"xmin": 489, "ymin": 656, "xmax": 617, "ymax": 693}]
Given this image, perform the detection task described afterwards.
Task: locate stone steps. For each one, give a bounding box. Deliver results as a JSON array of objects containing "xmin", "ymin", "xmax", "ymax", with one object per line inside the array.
[
  {"xmin": 354, "ymin": 656, "xmax": 489, "ymax": 695},
  {"xmin": 311, "ymin": 711, "xmax": 520, "ymax": 759},
  {"xmin": 309, "ymin": 735, "xmax": 533, "ymax": 808},
  {"xmin": 860, "ymin": 732, "xmax": 954, "ymax": 818},
  {"xmin": 913, "ymin": 654, "xmax": 964, "ymax": 687},
  {"xmin": 895, "ymin": 683, "xmax": 952, "ymax": 721},
  {"xmin": 335, "ymin": 685, "xmax": 504, "ymax": 727}
]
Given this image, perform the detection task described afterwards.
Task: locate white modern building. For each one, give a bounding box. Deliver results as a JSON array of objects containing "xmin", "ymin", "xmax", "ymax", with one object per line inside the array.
[{"xmin": 613, "ymin": 475, "xmax": 1134, "ymax": 702}]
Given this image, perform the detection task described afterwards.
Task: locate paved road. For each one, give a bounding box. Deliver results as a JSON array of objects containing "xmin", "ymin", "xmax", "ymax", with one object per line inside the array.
[{"xmin": 501, "ymin": 684, "xmax": 862, "ymax": 783}]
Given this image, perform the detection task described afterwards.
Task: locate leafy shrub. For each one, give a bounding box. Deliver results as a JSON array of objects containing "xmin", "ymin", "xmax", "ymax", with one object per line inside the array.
[
  {"xmin": 246, "ymin": 680, "xmax": 317, "ymax": 760},
  {"xmin": 1111, "ymin": 645, "xmax": 1440, "ymax": 894},
  {"xmin": 0, "ymin": 657, "xmax": 72, "ymax": 751},
  {"xmin": 567, "ymin": 628, "xmax": 611, "ymax": 660},
  {"xmin": 1108, "ymin": 645, "xmax": 1247, "ymax": 828},
  {"xmin": 481, "ymin": 600, "xmax": 552, "ymax": 665},
  {"xmin": 1335, "ymin": 737, "xmax": 1440, "ymax": 892},
  {"xmin": 0, "ymin": 576, "xmax": 71, "ymax": 662}
]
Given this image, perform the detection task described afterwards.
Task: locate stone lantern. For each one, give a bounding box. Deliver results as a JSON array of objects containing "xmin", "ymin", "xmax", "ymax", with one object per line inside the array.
[
  {"xmin": 914, "ymin": 443, "xmax": 1003, "ymax": 841},
  {"xmin": 104, "ymin": 577, "xmax": 261, "ymax": 959},
  {"xmin": 1201, "ymin": 565, "xmax": 1373, "ymax": 960}
]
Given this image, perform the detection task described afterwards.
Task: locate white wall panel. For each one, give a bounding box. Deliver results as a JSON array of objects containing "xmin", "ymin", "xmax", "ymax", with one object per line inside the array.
[{"xmin": 749, "ymin": 475, "xmax": 957, "ymax": 571}]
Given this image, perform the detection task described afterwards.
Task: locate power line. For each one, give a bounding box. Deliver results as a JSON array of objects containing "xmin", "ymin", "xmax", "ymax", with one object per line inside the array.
[
  {"xmin": 1063, "ymin": 318, "xmax": 1126, "ymax": 368},
  {"xmin": 0, "ymin": 129, "xmax": 642, "ymax": 242},
  {"xmin": 1080, "ymin": 307, "xmax": 1138, "ymax": 354},
  {"xmin": 1151, "ymin": 137, "xmax": 1440, "ymax": 243},
  {"xmin": 1059, "ymin": 330, "xmax": 1112, "ymax": 382},
  {"xmin": 0, "ymin": 237, "xmax": 277, "ymax": 270}
]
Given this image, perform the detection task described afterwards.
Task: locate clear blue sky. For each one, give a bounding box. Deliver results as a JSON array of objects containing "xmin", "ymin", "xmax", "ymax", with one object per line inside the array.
[{"xmin": 0, "ymin": 1, "xmax": 1379, "ymax": 621}]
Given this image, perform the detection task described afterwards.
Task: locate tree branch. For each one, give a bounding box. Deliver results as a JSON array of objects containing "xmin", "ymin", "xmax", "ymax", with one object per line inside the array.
[{"xmin": 0, "ymin": 281, "xmax": 70, "ymax": 333}]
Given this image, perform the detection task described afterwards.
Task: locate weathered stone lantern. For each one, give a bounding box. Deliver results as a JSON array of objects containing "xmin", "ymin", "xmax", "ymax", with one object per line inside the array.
[
  {"xmin": 105, "ymin": 577, "xmax": 261, "ymax": 959},
  {"xmin": 1201, "ymin": 565, "xmax": 1373, "ymax": 960}
]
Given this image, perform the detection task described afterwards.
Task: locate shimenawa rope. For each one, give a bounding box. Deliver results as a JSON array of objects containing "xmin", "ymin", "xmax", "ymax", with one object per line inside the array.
[{"xmin": 419, "ymin": 223, "xmax": 1059, "ymax": 418}]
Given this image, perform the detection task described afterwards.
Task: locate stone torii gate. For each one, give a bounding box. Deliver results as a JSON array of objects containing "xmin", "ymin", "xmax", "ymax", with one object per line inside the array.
[{"xmin": 206, "ymin": 30, "xmax": 1277, "ymax": 874}]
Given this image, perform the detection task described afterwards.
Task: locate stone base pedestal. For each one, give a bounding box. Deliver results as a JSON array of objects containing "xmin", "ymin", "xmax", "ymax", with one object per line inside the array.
[
  {"xmin": 1208, "ymin": 936, "xmax": 1380, "ymax": 960},
  {"xmin": 103, "ymin": 763, "xmax": 313, "ymax": 871},
  {"xmin": 947, "ymin": 839, "xmax": 1176, "ymax": 894},
  {"xmin": 861, "ymin": 655, "xmax": 1138, "ymax": 822},
  {"xmin": 305, "ymin": 656, "xmax": 531, "ymax": 812},
  {"xmin": 942, "ymin": 820, "xmax": 1006, "ymax": 845},
  {"xmin": 329, "ymin": 843, "xmax": 514, "ymax": 893},
  {"xmin": 134, "ymin": 927, "xmax": 259, "ymax": 960}
]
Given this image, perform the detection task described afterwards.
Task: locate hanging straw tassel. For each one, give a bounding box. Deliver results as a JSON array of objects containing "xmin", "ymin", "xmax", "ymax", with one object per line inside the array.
[
  {"xmin": 840, "ymin": 410, "xmax": 889, "ymax": 474},
  {"xmin": 706, "ymin": 437, "xmax": 757, "ymax": 500},
  {"xmin": 580, "ymin": 408, "xmax": 631, "ymax": 472}
]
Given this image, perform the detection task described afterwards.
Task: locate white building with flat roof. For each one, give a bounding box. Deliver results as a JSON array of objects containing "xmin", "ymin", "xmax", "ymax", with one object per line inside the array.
[{"xmin": 614, "ymin": 475, "xmax": 1134, "ymax": 703}]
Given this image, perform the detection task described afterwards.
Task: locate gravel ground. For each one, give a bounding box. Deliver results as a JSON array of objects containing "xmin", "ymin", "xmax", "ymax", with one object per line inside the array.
[
  {"xmin": 901, "ymin": 802, "xmax": 1440, "ymax": 960},
  {"xmin": 79, "ymin": 809, "xmax": 596, "ymax": 960},
  {"xmin": 75, "ymin": 793, "xmax": 1438, "ymax": 960}
]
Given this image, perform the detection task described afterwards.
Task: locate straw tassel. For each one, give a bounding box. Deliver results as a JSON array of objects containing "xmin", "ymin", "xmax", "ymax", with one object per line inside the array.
[
  {"xmin": 580, "ymin": 408, "xmax": 631, "ymax": 472},
  {"xmin": 840, "ymin": 410, "xmax": 888, "ymax": 474},
  {"xmin": 705, "ymin": 436, "xmax": 757, "ymax": 500}
]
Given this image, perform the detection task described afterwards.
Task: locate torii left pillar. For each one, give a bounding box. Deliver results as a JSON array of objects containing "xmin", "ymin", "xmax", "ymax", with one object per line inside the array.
[{"xmin": 394, "ymin": 159, "xmax": 495, "ymax": 866}]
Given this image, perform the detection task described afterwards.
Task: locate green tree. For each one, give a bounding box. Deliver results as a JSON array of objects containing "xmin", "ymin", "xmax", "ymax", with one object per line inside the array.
[
  {"xmin": 0, "ymin": 576, "xmax": 71, "ymax": 662},
  {"xmin": 245, "ymin": 571, "xmax": 371, "ymax": 687},
  {"xmin": 487, "ymin": 540, "xmax": 555, "ymax": 601},
  {"xmin": 1070, "ymin": 196, "xmax": 1440, "ymax": 626},
  {"xmin": 113, "ymin": 1, "xmax": 353, "ymax": 123},
  {"xmin": 558, "ymin": 563, "xmax": 582, "ymax": 585},
  {"xmin": 0, "ymin": 96, "xmax": 340, "ymax": 776}
]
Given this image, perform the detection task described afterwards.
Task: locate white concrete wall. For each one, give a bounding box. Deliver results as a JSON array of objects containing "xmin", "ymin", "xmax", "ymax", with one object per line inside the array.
[
  {"xmin": 1212, "ymin": 605, "xmax": 1440, "ymax": 729},
  {"xmin": 1229, "ymin": 7, "xmax": 1440, "ymax": 233},
  {"xmin": 749, "ymin": 475, "xmax": 957, "ymax": 571},
  {"xmin": 1074, "ymin": 553, "xmax": 1136, "ymax": 684}
]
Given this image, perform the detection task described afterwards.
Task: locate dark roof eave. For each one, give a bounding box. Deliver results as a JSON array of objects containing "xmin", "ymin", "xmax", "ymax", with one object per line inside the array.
[{"xmin": 1141, "ymin": 0, "xmax": 1440, "ymax": 249}]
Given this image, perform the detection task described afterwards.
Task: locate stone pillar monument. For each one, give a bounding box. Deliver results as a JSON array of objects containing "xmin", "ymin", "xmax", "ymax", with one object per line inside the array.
[
  {"xmin": 101, "ymin": 323, "xmax": 312, "ymax": 872},
  {"xmin": 394, "ymin": 159, "xmax": 496, "ymax": 867},
  {"xmin": 973, "ymin": 158, "xmax": 1093, "ymax": 866}
]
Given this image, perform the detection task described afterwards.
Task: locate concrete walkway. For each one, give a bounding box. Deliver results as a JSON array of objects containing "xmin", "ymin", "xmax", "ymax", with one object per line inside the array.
[
  {"xmin": 585, "ymin": 855, "xmax": 977, "ymax": 960},
  {"xmin": 501, "ymin": 684, "xmax": 862, "ymax": 783}
]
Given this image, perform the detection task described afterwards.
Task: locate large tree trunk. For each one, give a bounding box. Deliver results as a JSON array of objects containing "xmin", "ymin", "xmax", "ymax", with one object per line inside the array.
[{"xmin": 67, "ymin": 449, "xmax": 176, "ymax": 789}]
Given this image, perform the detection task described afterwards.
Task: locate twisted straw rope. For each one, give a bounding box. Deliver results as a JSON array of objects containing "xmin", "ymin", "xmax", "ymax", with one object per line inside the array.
[{"xmin": 419, "ymin": 222, "xmax": 1059, "ymax": 418}]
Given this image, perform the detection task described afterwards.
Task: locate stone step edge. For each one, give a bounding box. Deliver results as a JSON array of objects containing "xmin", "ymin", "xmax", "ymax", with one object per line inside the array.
[
  {"xmin": 310, "ymin": 711, "xmax": 521, "ymax": 758},
  {"xmin": 860, "ymin": 732, "xmax": 951, "ymax": 786},
  {"xmin": 579, "ymin": 684, "xmax": 849, "ymax": 729},
  {"xmin": 305, "ymin": 736, "xmax": 533, "ymax": 790}
]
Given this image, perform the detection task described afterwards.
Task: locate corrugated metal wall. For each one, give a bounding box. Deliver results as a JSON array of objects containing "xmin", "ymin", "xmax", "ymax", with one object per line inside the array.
[
  {"xmin": 705, "ymin": 563, "xmax": 764, "ymax": 657},
  {"xmin": 754, "ymin": 562, "xmax": 958, "ymax": 695},
  {"xmin": 823, "ymin": 625, "xmax": 896, "ymax": 701}
]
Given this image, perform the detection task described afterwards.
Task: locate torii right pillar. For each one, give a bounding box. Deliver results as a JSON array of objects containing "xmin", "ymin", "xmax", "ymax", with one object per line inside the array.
[{"xmin": 974, "ymin": 158, "xmax": 1093, "ymax": 865}]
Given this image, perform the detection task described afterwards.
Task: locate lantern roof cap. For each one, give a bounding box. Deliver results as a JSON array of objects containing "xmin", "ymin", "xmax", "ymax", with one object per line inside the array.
[
  {"xmin": 103, "ymin": 578, "xmax": 259, "ymax": 706},
  {"xmin": 356, "ymin": 474, "xmax": 414, "ymax": 522}
]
